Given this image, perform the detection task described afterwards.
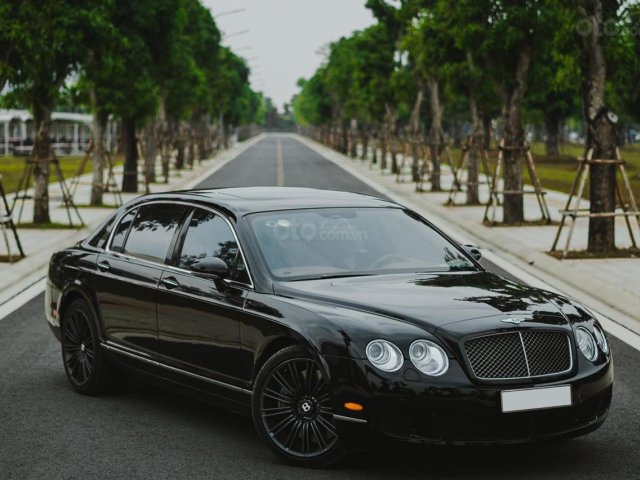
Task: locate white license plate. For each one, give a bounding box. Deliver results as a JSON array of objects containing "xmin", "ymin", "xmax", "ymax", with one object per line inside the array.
[{"xmin": 501, "ymin": 385, "xmax": 572, "ymax": 413}]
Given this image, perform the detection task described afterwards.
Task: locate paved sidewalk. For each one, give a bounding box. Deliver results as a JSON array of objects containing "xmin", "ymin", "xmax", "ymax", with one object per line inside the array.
[
  {"xmin": 296, "ymin": 135, "xmax": 640, "ymax": 337},
  {"xmin": 0, "ymin": 134, "xmax": 264, "ymax": 305}
]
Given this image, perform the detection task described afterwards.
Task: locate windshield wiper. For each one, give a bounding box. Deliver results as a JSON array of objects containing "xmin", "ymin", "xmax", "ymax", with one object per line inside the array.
[{"xmin": 319, "ymin": 272, "xmax": 377, "ymax": 280}]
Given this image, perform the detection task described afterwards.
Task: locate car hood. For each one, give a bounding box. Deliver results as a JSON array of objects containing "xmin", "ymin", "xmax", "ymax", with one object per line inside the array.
[{"xmin": 274, "ymin": 271, "xmax": 566, "ymax": 333}]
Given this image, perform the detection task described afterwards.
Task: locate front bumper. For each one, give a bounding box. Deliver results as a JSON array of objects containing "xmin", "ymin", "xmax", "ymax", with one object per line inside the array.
[{"xmin": 324, "ymin": 356, "xmax": 613, "ymax": 445}]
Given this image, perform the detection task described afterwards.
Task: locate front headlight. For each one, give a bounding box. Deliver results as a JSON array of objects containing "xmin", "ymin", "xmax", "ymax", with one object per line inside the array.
[
  {"xmin": 366, "ymin": 339, "xmax": 404, "ymax": 372},
  {"xmin": 593, "ymin": 324, "xmax": 609, "ymax": 354},
  {"xmin": 576, "ymin": 327, "xmax": 598, "ymax": 361},
  {"xmin": 409, "ymin": 339, "xmax": 449, "ymax": 376}
]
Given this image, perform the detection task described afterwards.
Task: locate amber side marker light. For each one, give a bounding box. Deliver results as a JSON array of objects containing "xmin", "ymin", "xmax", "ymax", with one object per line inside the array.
[{"xmin": 344, "ymin": 402, "xmax": 364, "ymax": 412}]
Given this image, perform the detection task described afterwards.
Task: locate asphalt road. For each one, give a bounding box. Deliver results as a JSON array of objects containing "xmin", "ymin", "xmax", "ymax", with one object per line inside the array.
[{"xmin": 1, "ymin": 134, "xmax": 639, "ymax": 479}]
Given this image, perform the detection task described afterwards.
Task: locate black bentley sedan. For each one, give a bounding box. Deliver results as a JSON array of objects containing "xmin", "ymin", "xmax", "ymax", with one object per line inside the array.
[{"xmin": 46, "ymin": 187, "xmax": 612, "ymax": 467}]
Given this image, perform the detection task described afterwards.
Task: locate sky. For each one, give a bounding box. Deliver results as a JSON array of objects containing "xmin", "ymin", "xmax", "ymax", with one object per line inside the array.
[{"xmin": 203, "ymin": 0, "xmax": 375, "ymax": 111}]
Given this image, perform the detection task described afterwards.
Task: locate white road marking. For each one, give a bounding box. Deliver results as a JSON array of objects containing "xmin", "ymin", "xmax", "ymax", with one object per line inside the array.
[
  {"xmin": 0, "ymin": 277, "xmax": 46, "ymax": 322},
  {"xmin": 276, "ymin": 138, "xmax": 285, "ymax": 187}
]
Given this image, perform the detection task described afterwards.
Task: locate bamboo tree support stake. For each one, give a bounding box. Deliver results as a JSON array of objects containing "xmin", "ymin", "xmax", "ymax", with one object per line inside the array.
[
  {"xmin": 0, "ymin": 175, "xmax": 25, "ymax": 261},
  {"xmin": 483, "ymin": 142, "xmax": 552, "ymax": 225},
  {"xmin": 11, "ymin": 156, "xmax": 84, "ymax": 227},
  {"xmin": 69, "ymin": 140, "xmax": 123, "ymax": 206},
  {"xmin": 550, "ymin": 148, "xmax": 640, "ymax": 258},
  {"xmin": 446, "ymin": 136, "xmax": 493, "ymax": 206},
  {"xmin": 415, "ymin": 131, "xmax": 456, "ymax": 193}
]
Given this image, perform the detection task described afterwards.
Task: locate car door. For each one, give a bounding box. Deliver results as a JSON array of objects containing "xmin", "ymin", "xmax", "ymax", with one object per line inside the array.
[
  {"xmin": 94, "ymin": 203, "xmax": 188, "ymax": 358},
  {"xmin": 156, "ymin": 207, "xmax": 251, "ymax": 388}
]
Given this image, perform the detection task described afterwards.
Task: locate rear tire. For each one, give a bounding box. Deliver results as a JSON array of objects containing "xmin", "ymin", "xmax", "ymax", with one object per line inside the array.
[
  {"xmin": 252, "ymin": 345, "xmax": 347, "ymax": 468},
  {"xmin": 61, "ymin": 299, "xmax": 120, "ymax": 395}
]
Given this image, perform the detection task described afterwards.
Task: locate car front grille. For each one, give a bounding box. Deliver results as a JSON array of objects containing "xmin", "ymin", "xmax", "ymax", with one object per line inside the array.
[{"xmin": 464, "ymin": 330, "xmax": 572, "ymax": 380}]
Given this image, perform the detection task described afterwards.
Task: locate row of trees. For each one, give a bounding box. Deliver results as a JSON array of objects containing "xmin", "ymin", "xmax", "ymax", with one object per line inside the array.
[
  {"xmin": 0, "ymin": 0, "xmax": 265, "ymax": 223},
  {"xmin": 293, "ymin": 0, "xmax": 640, "ymax": 253}
]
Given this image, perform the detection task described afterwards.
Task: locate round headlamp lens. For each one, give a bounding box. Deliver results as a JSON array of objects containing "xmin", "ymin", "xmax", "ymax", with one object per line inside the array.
[
  {"xmin": 366, "ymin": 340, "xmax": 403, "ymax": 372},
  {"xmin": 409, "ymin": 340, "xmax": 449, "ymax": 376},
  {"xmin": 593, "ymin": 324, "xmax": 609, "ymax": 354},
  {"xmin": 576, "ymin": 327, "xmax": 598, "ymax": 361}
]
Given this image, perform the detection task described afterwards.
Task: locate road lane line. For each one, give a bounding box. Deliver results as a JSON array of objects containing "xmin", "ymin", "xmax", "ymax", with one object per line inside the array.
[
  {"xmin": 276, "ymin": 138, "xmax": 285, "ymax": 186},
  {"xmin": 0, "ymin": 277, "xmax": 45, "ymax": 322}
]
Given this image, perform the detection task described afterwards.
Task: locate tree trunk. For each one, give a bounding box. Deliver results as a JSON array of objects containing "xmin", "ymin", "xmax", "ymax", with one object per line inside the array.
[
  {"xmin": 158, "ymin": 98, "xmax": 171, "ymax": 183},
  {"xmin": 409, "ymin": 83, "xmax": 424, "ymax": 182},
  {"xmin": 187, "ymin": 134, "xmax": 195, "ymax": 168},
  {"xmin": 371, "ymin": 131, "xmax": 378, "ymax": 164},
  {"xmin": 90, "ymin": 90, "xmax": 107, "ymax": 206},
  {"xmin": 140, "ymin": 121, "xmax": 157, "ymax": 187},
  {"xmin": 385, "ymin": 103, "xmax": 398, "ymax": 174},
  {"xmin": 466, "ymin": 51, "xmax": 481, "ymax": 205},
  {"xmin": 121, "ymin": 118, "xmax": 138, "ymax": 193},
  {"xmin": 581, "ymin": 0, "xmax": 617, "ymax": 253},
  {"xmin": 502, "ymin": 45, "xmax": 532, "ymax": 224},
  {"xmin": 384, "ymin": 103, "xmax": 398, "ymax": 174},
  {"xmin": 467, "ymin": 96, "xmax": 483, "ymax": 205},
  {"xmin": 360, "ymin": 127, "xmax": 369, "ymax": 160},
  {"xmin": 31, "ymin": 99, "xmax": 54, "ymax": 224},
  {"xmin": 544, "ymin": 108, "xmax": 561, "ymax": 157},
  {"xmin": 340, "ymin": 118, "xmax": 349, "ymax": 154},
  {"xmin": 427, "ymin": 77, "xmax": 443, "ymax": 191},
  {"xmin": 196, "ymin": 115, "xmax": 207, "ymax": 162},
  {"xmin": 349, "ymin": 118, "xmax": 358, "ymax": 158},
  {"xmin": 482, "ymin": 113, "xmax": 492, "ymax": 150},
  {"xmin": 176, "ymin": 136, "xmax": 185, "ymax": 171}
]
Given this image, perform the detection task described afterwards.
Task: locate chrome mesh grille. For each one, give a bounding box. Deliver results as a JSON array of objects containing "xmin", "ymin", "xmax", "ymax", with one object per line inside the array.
[{"xmin": 465, "ymin": 331, "xmax": 571, "ymax": 380}]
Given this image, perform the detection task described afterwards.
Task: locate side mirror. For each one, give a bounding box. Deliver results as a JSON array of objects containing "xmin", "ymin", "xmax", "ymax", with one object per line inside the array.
[
  {"xmin": 463, "ymin": 244, "xmax": 482, "ymax": 262},
  {"xmin": 191, "ymin": 257, "xmax": 230, "ymax": 279}
]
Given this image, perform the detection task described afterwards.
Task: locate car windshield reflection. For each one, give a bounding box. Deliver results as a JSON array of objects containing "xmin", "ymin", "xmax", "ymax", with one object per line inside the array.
[{"xmin": 248, "ymin": 207, "xmax": 477, "ymax": 280}]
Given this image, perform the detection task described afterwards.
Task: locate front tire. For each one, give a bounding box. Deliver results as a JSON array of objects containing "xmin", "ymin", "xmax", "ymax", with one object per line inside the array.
[
  {"xmin": 61, "ymin": 299, "xmax": 120, "ymax": 395},
  {"xmin": 252, "ymin": 345, "xmax": 347, "ymax": 467}
]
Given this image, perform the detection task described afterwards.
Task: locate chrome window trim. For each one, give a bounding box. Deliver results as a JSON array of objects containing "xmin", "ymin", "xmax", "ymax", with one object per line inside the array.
[
  {"xmin": 464, "ymin": 329, "xmax": 574, "ymax": 381},
  {"xmin": 332, "ymin": 414, "xmax": 367, "ymax": 424},
  {"xmin": 101, "ymin": 341, "xmax": 252, "ymax": 395},
  {"xmin": 104, "ymin": 199, "xmax": 254, "ymax": 290}
]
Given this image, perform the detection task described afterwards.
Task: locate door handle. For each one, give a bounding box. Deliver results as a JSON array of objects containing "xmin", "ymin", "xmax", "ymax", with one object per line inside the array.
[
  {"xmin": 97, "ymin": 261, "xmax": 110, "ymax": 272},
  {"xmin": 161, "ymin": 277, "xmax": 179, "ymax": 289}
]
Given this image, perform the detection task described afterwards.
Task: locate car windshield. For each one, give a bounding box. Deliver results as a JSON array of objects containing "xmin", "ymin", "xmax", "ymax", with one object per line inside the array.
[{"xmin": 247, "ymin": 207, "xmax": 476, "ymax": 280}]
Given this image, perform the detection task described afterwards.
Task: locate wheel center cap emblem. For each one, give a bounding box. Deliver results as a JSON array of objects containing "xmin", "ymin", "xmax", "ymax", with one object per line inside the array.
[
  {"xmin": 301, "ymin": 402, "xmax": 311, "ymax": 413},
  {"xmin": 80, "ymin": 343, "xmax": 86, "ymax": 352}
]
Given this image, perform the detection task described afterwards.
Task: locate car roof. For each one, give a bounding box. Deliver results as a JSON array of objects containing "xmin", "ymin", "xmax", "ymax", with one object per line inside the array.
[{"xmin": 135, "ymin": 187, "xmax": 400, "ymax": 216}]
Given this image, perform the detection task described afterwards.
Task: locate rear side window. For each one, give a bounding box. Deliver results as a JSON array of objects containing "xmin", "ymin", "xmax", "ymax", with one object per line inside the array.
[
  {"xmin": 110, "ymin": 209, "xmax": 137, "ymax": 253},
  {"xmin": 124, "ymin": 204, "xmax": 188, "ymax": 263}
]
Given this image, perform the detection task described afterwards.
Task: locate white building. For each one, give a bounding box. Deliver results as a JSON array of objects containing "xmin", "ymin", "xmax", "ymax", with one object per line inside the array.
[{"xmin": 0, "ymin": 109, "xmax": 118, "ymax": 156}]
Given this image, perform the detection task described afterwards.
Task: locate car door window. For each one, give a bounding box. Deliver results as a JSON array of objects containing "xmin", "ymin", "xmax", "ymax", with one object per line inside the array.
[
  {"xmin": 178, "ymin": 209, "xmax": 250, "ymax": 284},
  {"xmin": 124, "ymin": 204, "xmax": 188, "ymax": 263},
  {"xmin": 110, "ymin": 208, "xmax": 137, "ymax": 253},
  {"xmin": 87, "ymin": 214, "xmax": 116, "ymax": 249}
]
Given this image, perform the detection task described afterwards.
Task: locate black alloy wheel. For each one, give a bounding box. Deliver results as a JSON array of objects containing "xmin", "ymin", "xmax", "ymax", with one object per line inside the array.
[
  {"xmin": 61, "ymin": 299, "xmax": 120, "ymax": 394},
  {"xmin": 252, "ymin": 346, "xmax": 346, "ymax": 467}
]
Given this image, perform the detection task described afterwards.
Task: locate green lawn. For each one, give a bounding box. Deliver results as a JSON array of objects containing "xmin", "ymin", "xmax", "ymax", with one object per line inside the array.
[{"xmin": 0, "ymin": 155, "xmax": 123, "ymax": 195}]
